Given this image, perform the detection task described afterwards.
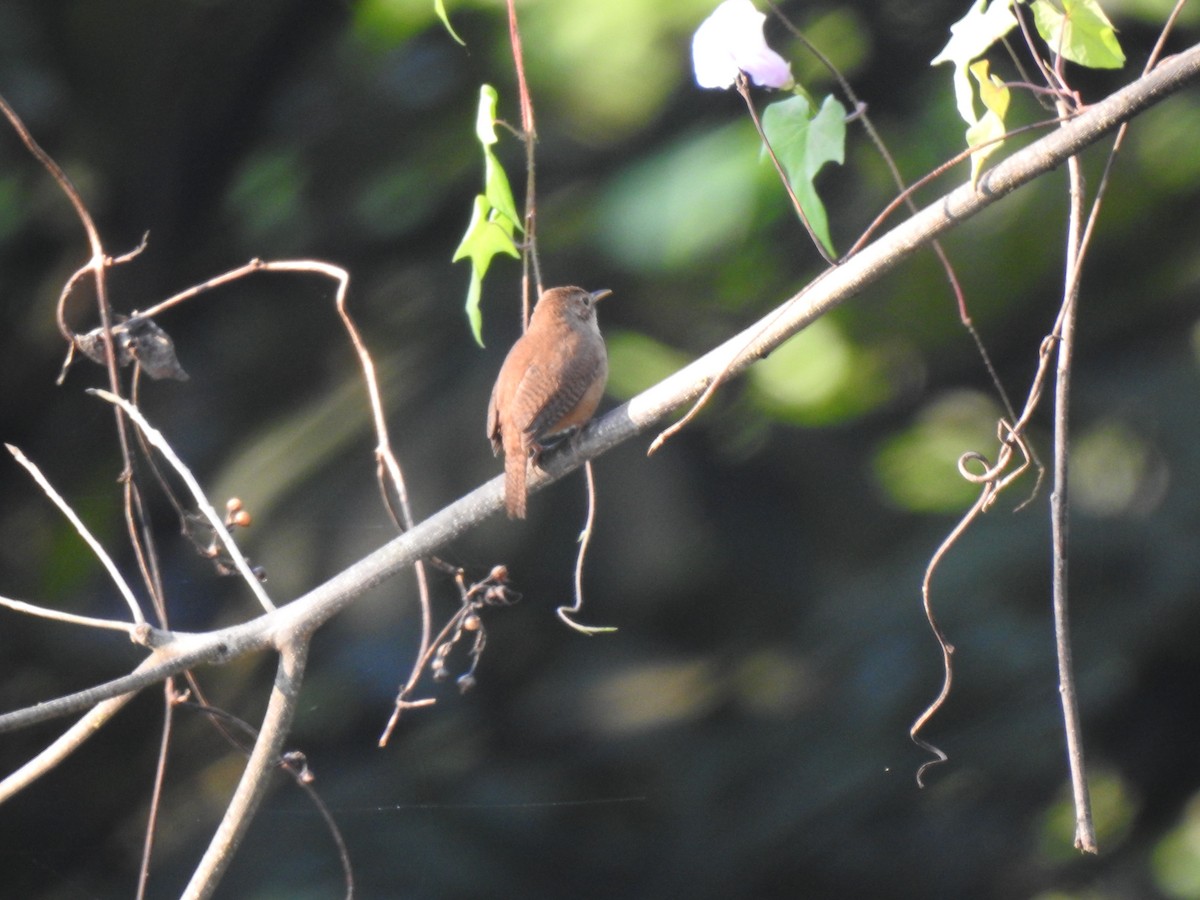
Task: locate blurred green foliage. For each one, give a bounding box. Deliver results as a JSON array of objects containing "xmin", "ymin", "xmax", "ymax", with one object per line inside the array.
[
  {"xmin": 594, "ymin": 122, "xmax": 767, "ymax": 272},
  {"xmin": 1153, "ymin": 791, "xmax": 1200, "ymax": 898},
  {"xmin": 749, "ymin": 316, "xmax": 895, "ymax": 425},
  {"xmin": 874, "ymin": 390, "xmax": 1006, "ymax": 512}
]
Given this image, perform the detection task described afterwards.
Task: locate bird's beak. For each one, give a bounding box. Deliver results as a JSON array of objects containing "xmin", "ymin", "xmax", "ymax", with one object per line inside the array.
[{"xmin": 590, "ymin": 289, "xmax": 613, "ymax": 304}]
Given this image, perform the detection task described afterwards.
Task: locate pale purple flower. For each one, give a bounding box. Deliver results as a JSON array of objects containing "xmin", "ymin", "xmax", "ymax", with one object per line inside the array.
[{"xmin": 692, "ymin": 0, "xmax": 794, "ymax": 90}]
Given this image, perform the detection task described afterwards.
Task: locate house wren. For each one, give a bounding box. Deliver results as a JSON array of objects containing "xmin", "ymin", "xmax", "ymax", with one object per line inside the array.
[{"xmin": 487, "ymin": 285, "xmax": 611, "ymax": 519}]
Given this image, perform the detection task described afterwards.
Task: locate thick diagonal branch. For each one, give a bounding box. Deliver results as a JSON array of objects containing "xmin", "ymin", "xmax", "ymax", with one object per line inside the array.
[{"xmin": 1, "ymin": 42, "xmax": 1197, "ymax": 735}]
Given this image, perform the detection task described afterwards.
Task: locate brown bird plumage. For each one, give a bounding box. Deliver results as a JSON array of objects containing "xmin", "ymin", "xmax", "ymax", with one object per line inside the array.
[{"xmin": 487, "ymin": 286, "xmax": 610, "ymax": 519}]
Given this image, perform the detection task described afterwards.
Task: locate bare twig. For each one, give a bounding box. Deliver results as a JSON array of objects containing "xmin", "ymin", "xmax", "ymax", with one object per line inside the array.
[
  {"xmin": 182, "ymin": 638, "xmax": 311, "ymax": 900},
  {"xmin": 0, "ymin": 595, "xmax": 141, "ymax": 635},
  {"xmin": 3, "ymin": 114, "xmax": 192, "ymax": 898},
  {"xmin": 0, "ymin": 690, "xmax": 139, "ymax": 802},
  {"xmin": 90, "ymin": 390, "xmax": 277, "ymax": 612},
  {"xmin": 557, "ymin": 460, "xmax": 615, "ymax": 634},
  {"xmin": 172, "ymin": 698, "xmax": 355, "ymax": 897},
  {"xmin": 1034, "ymin": 2, "xmax": 1187, "ymax": 850},
  {"xmin": 506, "ymin": 0, "xmax": 542, "ymax": 321},
  {"xmin": 291, "ymin": 762, "xmax": 355, "ymax": 900},
  {"xmin": 137, "ymin": 682, "xmax": 178, "ymax": 900},
  {"xmin": 0, "ymin": 94, "xmax": 148, "ymax": 605},
  {"xmin": 314, "ymin": 259, "xmax": 435, "ymax": 731},
  {"xmin": 0, "ymin": 93, "xmax": 108, "ymax": 343},
  {"xmin": 1049, "ymin": 94, "xmax": 1095, "ymax": 854},
  {"xmin": 1011, "ymin": 2, "xmax": 1061, "ymax": 103},
  {"xmin": 844, "ymin": 114, "xmax": 1069, "ymax": 260},
  {"xmin": 147, "ymin": 258, "xmax": 438, "ymax": 708},
  {"xmin": 911, "ymin": 425, "xmax": 1032, "ymax": 783},
  {"xmin": 138, "ymin": 258, "xmax": 271, "ymax": 318},
  {"xmin": 6, "ymin": 444, "xmax": 146, "ymax": 627},
  {"xmin": 911, "ymin": 493, "xmax": 975, "ymax": 785}
]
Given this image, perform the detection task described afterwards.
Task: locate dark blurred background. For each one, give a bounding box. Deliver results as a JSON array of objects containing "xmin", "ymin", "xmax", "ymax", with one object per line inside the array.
[{"xmin": 1, "ymin": 0, "xmax": 1199, "ymax": 897}]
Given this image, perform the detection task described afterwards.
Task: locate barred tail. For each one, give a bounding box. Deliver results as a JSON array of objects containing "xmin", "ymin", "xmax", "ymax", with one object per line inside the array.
[{"xmin": 504, "ymin": 446, "xmax": 527, "ymax": 519}]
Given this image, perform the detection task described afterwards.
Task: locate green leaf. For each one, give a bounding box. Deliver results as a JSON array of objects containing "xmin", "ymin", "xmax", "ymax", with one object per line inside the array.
[
  {"xmin": 973, "ymin": 58, "xmax": 1010, "ymax": 121},
  {"xmin": 965, "ymin": 59, "xmax": 1011, "ymax": 185},
  {"xmin": 475, "ymin": 85, "xmax": 522, "ymax": 230},
  {"xmin": 453, "ymin": 85, "xmax": 524, "ymax": 344},
  {"xmin": 452, "ymin": 195, "xmax": 520, "ymax": 345},
  {"xmin": 484, "ymin": 149, "xmax": 522, "ymax": 232},
  {"xmin": 931, "ymin": 0, "xmax": 1018, "ymax": 125},
  {"xmin": 451, "ymin": 196, "xmax": 518, "ymax": 266},
  {"xmin": 475, "ymin": 84, "xmax": 500, "ymax": 145},
  {"xmin": 1031, "ymin": 0, "xmax": 1125, "ymax": 69},
  {"xmin": 761, "ymin": 93, "xmax": 846, "ymax": 257},
  {"xmin": 434, "ymin": 0, "xmax": 465, "ymax": 47}
]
